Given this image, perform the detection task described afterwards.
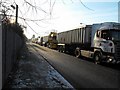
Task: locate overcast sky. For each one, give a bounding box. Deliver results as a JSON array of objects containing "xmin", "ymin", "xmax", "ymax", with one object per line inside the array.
[{"xmin": 8, "ymin": 0, "xmax": 120, "ymax": 38}]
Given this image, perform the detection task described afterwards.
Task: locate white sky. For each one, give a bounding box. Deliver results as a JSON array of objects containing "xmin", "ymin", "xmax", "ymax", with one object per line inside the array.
[{"xmin": 6, "ymin": 0, "xmax": 120, "ymax": 39}]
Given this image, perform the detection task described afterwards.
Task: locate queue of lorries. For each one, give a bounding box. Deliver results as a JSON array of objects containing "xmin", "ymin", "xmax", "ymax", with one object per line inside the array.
[{"xmin": 37, "ymin": 22, "xmax": 120, "ymax": 64}]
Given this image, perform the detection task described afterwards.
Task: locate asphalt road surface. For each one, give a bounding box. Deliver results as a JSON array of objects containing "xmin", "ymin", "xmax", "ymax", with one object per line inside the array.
[{"xmin": 29, "ymin": 43, "xmax": 120, "ymax": 88}]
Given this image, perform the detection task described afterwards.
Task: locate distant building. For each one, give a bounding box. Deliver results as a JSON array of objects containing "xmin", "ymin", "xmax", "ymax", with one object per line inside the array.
[{"xmin": 118, "ymin": 1, "xmax": 120, "ymax": 23}]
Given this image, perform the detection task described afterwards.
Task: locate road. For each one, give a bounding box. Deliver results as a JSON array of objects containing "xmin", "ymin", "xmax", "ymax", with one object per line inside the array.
[{"xmin": 29, "ymin": 43, "xmax": 120, "ymax": 88}]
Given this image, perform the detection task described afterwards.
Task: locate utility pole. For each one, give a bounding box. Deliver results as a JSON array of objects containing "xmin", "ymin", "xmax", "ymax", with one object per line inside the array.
[
  {"xmin": 15, "ymin": 4, "xmax": 18, "ymax": 24},
  {"xmin": 11, "ymin": 4, "xmax": 18, "ymax": 24}
]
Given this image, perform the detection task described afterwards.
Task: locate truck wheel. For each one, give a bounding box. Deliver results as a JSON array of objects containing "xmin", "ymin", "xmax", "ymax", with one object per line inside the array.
[
  {"xmin": 58, "ymin": 47, "xmax": 60, "ymax": 52},
  {"xmin": 59, "ymin": 46, "xmax": 64, "ymax": 52},
  {"xmin": 94, "ymin": 52, "xmax": 101, "ymax": 64},
  {"xmin": 75, "ymin": 47, "xmax": 81, "ymax": 58}
]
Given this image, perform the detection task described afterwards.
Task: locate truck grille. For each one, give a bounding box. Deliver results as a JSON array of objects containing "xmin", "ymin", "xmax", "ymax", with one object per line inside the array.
[{"xmin": 115, "ymin": 43, "xmax": 120, "ymax": 61}]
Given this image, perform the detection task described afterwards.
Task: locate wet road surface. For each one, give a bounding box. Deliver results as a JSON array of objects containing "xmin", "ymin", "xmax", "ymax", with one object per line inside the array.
[{"xmin": 30, "ymin": 43, "xmax": 120, "ymax": 88}]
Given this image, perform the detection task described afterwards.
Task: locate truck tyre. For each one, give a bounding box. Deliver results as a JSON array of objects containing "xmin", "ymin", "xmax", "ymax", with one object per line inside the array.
[
  {"xmin": 94, "ymin": 52, "xmax": 101, "ymax": 64},
  {"xmin": 58, "ymin": 46, "xmax": 60, "ymax": 52},
  {"xmin": 59, "ymin": 46, "xmax": 64, "ymax": 52},
  {"xmin": 75, "ymin": 47, "xmax": 81, "ymax": 58}
]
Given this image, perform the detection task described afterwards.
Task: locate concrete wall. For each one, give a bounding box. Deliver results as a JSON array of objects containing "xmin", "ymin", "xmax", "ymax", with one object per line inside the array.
[{"xmin": 2, "ymin": 23, "xmax": 24, "ymax": 88}]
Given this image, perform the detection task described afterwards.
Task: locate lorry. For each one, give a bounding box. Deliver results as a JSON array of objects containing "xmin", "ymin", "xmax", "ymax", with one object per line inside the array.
[
  {"xmin": 40, "ymin": 36, "xmax": 48, "ymax": 46},
  {"xmin": 57, "ymin": 22, "xmax": 120, "ymax": 64},
  {"xmin": 40, "ymin": 32, "xmax": 58, "ymax": 49}
]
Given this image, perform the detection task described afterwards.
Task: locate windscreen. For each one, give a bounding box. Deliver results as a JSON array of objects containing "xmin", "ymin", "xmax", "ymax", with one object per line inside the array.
[{"xmin": 101, "ymin": 29, "xmax": 120, "ymax": 41}]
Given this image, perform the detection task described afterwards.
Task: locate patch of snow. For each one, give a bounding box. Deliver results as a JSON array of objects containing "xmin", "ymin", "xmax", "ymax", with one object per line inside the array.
[{"xmin": 5, "ymin": 44, "xmax": 75, "ymax": 89}]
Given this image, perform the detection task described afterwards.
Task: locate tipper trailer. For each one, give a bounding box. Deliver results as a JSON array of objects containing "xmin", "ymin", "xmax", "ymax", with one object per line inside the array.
[{"xmin": 57, "ymin": 22, "xmax": 120, "ymax": 64}]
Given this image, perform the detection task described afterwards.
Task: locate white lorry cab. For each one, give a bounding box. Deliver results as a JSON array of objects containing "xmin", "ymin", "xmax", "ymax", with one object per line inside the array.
[
  {"xmin": 57, "ymin": 22, "xmax": 120, "ymax": 64},
  {"xmin": 91, "ymin": 22, "xmax": 120, "ymax": 63}
]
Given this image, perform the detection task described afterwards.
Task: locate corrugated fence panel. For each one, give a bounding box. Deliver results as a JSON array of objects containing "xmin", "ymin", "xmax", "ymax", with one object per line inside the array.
[{"xmin": 2, "ymin": 25, "xmax": 23, "ymax": 87}]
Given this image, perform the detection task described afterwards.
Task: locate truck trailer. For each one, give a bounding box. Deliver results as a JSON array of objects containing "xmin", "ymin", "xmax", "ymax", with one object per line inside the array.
[{"xmin": 57, "ymin": 22, "xmax": 120, "ymax": 64}]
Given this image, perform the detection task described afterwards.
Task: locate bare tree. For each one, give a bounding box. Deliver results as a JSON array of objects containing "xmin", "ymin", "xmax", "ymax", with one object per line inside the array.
[{"xmin": 0, "ymin": 0, "xmax": 93, "ymax": 35}]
